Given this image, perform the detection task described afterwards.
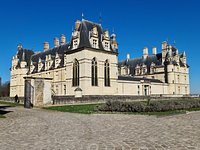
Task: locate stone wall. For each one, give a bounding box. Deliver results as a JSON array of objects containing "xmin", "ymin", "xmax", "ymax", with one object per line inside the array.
[
  {"xmin": 52, "ymin": 95, "xmax": 193, "ymax": 105},
  {"xmin": 0, "ymin": 97, "xmax": 24, "ymax": 103}
]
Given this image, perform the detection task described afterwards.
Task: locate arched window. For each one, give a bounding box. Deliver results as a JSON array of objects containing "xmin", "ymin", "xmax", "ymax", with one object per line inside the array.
[
  {"xmin": 72, "ymin": 59, "xmax": 79, "ymax": 86},
  {"xmin": 91, "ymin": 58, "xmax": 98, "ymax": 86},
  {"xmin": 104, "ymin": 59, "xmax": 110, "ymax": 86}
]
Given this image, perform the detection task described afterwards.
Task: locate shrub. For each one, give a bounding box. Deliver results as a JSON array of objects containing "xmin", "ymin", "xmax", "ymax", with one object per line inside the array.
[{"xmin": 97, "ymin": 99, "xmax": 200, "ymax": 113}]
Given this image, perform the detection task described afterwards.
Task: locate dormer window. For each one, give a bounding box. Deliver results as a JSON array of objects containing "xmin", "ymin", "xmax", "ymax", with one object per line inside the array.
[
  {"xmin": 102, "ymin": 30, "xmax": 110, "ymax": 51},
  {"xmin": 30, "ymin": 61, "xmax": 35, "ymax": 73},
  {"xmin": 73, "ymin": 39, "xmax": 79, "ymax": 49},
  {"xmin": 141, "ymin": 63, "xmax": 147, "ymax": 75},
  {"xmin": 135, "ymin": 64, "xmax": 140, "ymax": 75},
  {"xmin": 143, "ymin": 68, "xmax": 146, "ymax": 74},
  {"xmin": 72, "ymin": 30, "xmax": 80, "ymax": 50},
  {"xmin": 45, "ymin": 54, "xmax": 53, "ymax": 70},
  {"xmin": 74, "ymin": 40, "xmax": 78, "ymax": 47},
  {"xmin": 38, "ymin": 62, "xmax": 43, "ymax": 72},
  {"xmin": 150, "ymin": 62, "xmax": 156, "ymax": 74},
  {"xmin": 89, "ymin": 26, "xmax": 99, "ymax": 49},
  {"xmin": 102, "ymin": 40, "xmax": 110, "ymax": 50},
  {"xmin": 37, "ymin": 57, "xmax": 44, "ymax": 72},
  {"xmin": 55, "ymin": 53, "xmax": 61, "ymax": 68}
]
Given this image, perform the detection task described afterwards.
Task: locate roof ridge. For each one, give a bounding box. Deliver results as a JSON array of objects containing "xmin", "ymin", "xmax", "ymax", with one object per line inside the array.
[{"xmin": 82, "ymin": 19, "xmax": 101, "ymax": 26}]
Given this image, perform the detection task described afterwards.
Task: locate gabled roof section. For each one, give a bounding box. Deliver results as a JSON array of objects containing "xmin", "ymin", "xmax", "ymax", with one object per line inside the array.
[{"xmin": 68, "ymin": 19, "xmax": 117, "ymax": 52}]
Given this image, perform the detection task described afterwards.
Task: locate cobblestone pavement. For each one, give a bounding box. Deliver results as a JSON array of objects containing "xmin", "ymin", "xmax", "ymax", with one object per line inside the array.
[{"xmin": 0, "ymin": 106, "xmax": 200, "ymax": 150}]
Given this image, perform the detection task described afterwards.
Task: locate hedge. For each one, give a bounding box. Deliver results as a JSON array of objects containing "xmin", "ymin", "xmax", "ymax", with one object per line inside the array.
[{"xmin": 97, "ymin": 99, "xmax": 200, "ymax": 112}]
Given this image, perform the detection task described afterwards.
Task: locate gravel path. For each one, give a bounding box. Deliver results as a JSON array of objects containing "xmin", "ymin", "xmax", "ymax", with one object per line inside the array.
[{"xmin": 0, "ymin": 106, "xmax": 200, "ymax": 150}]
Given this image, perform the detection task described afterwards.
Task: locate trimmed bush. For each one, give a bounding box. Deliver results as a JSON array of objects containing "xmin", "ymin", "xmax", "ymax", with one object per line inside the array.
[{"xmin": 97, "ymin": 99, "xmax": 200, "ymax": 112}]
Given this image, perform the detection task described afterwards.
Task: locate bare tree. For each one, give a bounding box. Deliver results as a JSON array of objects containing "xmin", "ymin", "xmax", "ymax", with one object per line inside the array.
[{"xmin": 0, "ymin": 81, "xmax": 10, "ymax": 97}]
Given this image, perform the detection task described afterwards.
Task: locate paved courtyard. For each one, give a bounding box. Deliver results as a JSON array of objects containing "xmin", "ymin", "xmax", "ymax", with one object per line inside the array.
[{"xmin": 0, "ymin": 106, "xmax": 200, "ymax": 150}]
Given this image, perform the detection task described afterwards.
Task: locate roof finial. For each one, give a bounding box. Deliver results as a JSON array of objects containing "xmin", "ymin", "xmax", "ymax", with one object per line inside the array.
[
  {"xmin": 166, "ymin": 37, "xmax": 169, "ymax": 43},
  {"xmin": 112, "ymin": 27, "xmax": 115, "ymax": 33},
  {"xmin": 99, "ymin": 12, "xmax": 102, "ymax": 25},
  {"xmin": 82, "ymin": 12, "xmax": 84, "ymax": 21},
  {"xmin": 174, "ymin": 40, "xmax": 176, "ymax": 48}
]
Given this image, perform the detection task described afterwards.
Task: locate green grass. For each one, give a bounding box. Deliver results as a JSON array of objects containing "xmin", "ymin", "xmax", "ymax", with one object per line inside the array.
[
  {"xmin": 44, "ymin": 103, "xmax": 100, "ymax": 114},
  {"xmin": 0, "ymin": 101, "xmax": 23, "ymax": 107},
  {"xmin": 44, "ymin": 103, "xmax": 200, "ymax": 116},
  {"xmin": 0, "ymin": 115, "xmax": 6, "ymax": 118}
]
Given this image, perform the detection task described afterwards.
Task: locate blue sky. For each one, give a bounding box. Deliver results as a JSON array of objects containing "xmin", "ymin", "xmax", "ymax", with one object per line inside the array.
[{"xmin": 0, "ymin": 0, "xmax": 199, "ymax": 93}]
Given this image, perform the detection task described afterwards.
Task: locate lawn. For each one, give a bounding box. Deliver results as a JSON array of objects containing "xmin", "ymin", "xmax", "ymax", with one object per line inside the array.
[
  {"xmin": 0, "ymin": 114, "xmax": 5, "ymax": 118},
  {"xmin": 44, "ymin": 103, "xmax": 100, "ymax": 114},
  {"xmin": 0, "ymin": 101, "xmax": 23, "ymax": 107},
  {"xmin": 44, "ymin": 103, "xmax": 200, "ymax": 116}
]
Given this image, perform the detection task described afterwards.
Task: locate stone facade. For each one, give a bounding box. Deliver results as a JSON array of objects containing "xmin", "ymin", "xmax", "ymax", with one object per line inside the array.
[{"xmin": 10, "ymin": 18, "xmax": 190, "ymax": 98}]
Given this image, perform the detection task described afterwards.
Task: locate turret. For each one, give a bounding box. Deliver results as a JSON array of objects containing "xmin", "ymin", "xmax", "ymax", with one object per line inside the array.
[{"xmin": 111, "ymin": 33, "xmax": 118, "ymax": 51}]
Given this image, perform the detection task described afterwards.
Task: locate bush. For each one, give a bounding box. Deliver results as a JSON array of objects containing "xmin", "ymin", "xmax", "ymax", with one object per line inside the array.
[
  {"xmin": 97, "ymin": 99, "xmax": 200, "ymax": 113},
  {"xmin": 98, "ymin": 101, "xmax": 146, "ymax": 112}
]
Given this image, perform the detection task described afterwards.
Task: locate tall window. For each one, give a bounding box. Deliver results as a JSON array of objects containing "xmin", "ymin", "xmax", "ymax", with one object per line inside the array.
[
  {"xmin": 91, "ymin": 58, "xmax": 98, "ymax": 86},
  {"xmin": 185, "ymin": 86, "xmax": 187, "ymax": 94},
  {"xmin": 64, "ymin": 85, "xmax": 66, "ymax": 95},
  {"xmin": 177, "ymin": 75, "xmax": 180, "ymax": 83},
  {"xmin": 73, "ymin": 59, "xmax": 79, "ymax": 86},
  {"xmin": 104, "ymin": 59, "xmax": 110, "ymax": 86}
]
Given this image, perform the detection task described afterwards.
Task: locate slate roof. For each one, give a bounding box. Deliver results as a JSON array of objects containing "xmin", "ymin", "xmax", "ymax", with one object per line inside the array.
[
  {"xmin": 28, "ymin": 19, "xmax": 117, "ymax": 73},
  {"xmin": 74, "ymin": 20, "xmax": 112, "ymax": 50},
  {"xmin": 118, "ymin": 53, "xmax": 163, "ymax": 75},
  {"xmin": 16, "ymin": 48, "xmax": 35, "ymax": 68}
]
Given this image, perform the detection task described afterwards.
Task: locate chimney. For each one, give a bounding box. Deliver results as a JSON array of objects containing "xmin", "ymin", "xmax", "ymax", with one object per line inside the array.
[
  {"xmin": 60, "ymin": 34, "xmax": 66, "ymax": 45},
  {"xmin": 152, "ymin": 47, "xmax": 157, "ymax": 55},
  {"xmin": 162, "ymin": 41, "xmax": 167, "ymax": 49},
  {"xmin": 43, "ymin": 42, "xmax": 49, "ymax": 51},
  {"xmin": 143, "ymin": 47, "xmax": 148, "ymax": 59},
  {"xmin": 75, "ymin": 20, "xmax": 81, "ymax": 30},
  {"xmin": 54, "ymin": 37, "xmax": 59, "ymax": 47},
  {"xmin": 126, "ymin": 53, "xmax": 130, "ymax": 60}
]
